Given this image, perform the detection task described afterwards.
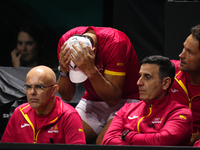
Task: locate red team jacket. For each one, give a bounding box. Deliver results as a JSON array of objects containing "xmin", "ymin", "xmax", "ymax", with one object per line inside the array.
[
  {"xmin": 170, "ymin": 60, "xmax": 200, "ymax": 133},
  {"xmin": 102, "ymin": 94, "xmax": 193, "ymax": 146},
  {"xmin": 1, "ymin": 96, "xmax": 86, "ymax": 144}
]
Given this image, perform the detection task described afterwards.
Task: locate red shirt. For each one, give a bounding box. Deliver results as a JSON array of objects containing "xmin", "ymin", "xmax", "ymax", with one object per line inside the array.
[
  {"xmin": 57, "ymin": 26, "xmax": 139, "ymax": 101},
  {"xmin": 170, "ymin": 60, "xmax": 200, "ymax": 133},
  {"xmin": 194, "ymin": 139, "xmax": 200, "ymax": 147},
  {"xmin": 102, "ymin": 94, "xmax": 192, "ymax": 146},
  {"xmin": 1, "ymin": 96, "xmax": 86, "ymax": 144}
]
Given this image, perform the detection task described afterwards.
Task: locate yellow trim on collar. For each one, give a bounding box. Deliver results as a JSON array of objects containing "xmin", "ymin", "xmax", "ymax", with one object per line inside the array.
[
  {"xmin": 174, "ymin": 71, "xmax": 191, "ymax": 108},
  {"xmin": 20, "ymin": 107, "xmax": 36, "ymax": 142},
  {"xmin": 137, "ymin": 104, "xmax": 152, "ymax": 133}
]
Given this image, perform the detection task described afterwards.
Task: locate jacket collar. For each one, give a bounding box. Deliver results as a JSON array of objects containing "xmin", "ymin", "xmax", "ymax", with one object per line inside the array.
[
  {"xmin": 146, "ymin": 94, "xmax": 171, "ymax": 108},
  {"xmin": 19, "ymin": 96, "xmax": 63, "ymax": 125}
]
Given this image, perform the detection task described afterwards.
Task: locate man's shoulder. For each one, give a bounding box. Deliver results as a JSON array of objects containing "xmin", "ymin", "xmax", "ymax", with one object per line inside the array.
[
  {"xmin": 17, "ymin": 103, "xmax": 30, "ymax": 111},
  {"xmin": 62, "ymin": 26, "xmax": 87, "ymax": 37},
  {"xmin": 170, "ymin": 60, "xmax": 188, "ymax": 81},
  {"xmin": 11, "ymin": 102, "xmax": 31, "ymax": 116},
  {"xmin": 60, "ymin": 100, "xmax": 78, "ymax": 114},
  {"xmin": 123, "ymin": 101, "xmax": 143, "ymax": 110},
  {"xmin": 170, "ymin": 60, "xmax": 181, "ymax": 72},
  {"xmin": 170, "ymin": 59, "xmax": 180, "ymax": 65},
  {"xmin": 169, "ymin": 97, "xmax": 191, "ymax": 112},
  {"xmin": 54, "ymin": 98, "xmax": 79, "ymax": 119}
]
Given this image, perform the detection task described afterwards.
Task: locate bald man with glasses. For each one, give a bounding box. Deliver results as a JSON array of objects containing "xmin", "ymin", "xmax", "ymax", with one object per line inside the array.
[{"xmin": 1, "ymin": 65, "xmax": 86, "ymax": 144}]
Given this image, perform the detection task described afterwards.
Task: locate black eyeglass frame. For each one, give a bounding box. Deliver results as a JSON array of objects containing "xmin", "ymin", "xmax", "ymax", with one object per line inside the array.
[{"xmin": 24, "ymin": 84, "xmax": 55, "ymax": 91}]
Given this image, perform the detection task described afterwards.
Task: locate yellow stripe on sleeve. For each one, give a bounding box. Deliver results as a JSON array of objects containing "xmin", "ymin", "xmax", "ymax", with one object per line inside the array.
[
  {"xmin": 104, "ymin": 70, "xmax": 126, "ymax": 76},
  {"xmin": 179, "ymin": 115, "xmax": 187, "ymax": 120},
  {"xmin": 78, "ymin": 128, "xmax": 83, "ymax": 132}
]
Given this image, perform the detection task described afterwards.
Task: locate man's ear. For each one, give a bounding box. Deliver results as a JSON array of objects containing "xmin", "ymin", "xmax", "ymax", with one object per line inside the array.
[
  {"xmin": 51, "ymin": 85, "xmax": 59, "ymax": 97},
  {"xmin": 93, "ymin": 47, "xmax": 97, "ymax": 54},
  {"xmin": 162, "ymin": 77, "xmax": 171, "ymax": 90}
]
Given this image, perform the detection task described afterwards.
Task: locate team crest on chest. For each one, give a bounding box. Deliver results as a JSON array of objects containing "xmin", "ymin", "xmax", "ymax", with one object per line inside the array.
[
  {"xmin": 151, "ymin": 117, "xmax": 163, "ymax": 124},
  {"xmin": 48, "ymin": 124, "xmax": 59, "ymax": 133}
]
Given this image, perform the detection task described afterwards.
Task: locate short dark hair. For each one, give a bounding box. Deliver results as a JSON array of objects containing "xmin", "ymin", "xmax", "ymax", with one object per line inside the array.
[
  {"xmin": 191, "ymin": 24, "xmax": 200, "ymax": 50},
  {"xmin": 72, "ymin": 34, "xmax": 94, "ymax": 46},
  {"xmin": 141, "ymin": 55, "xmax": 175, "ymax": 90}
]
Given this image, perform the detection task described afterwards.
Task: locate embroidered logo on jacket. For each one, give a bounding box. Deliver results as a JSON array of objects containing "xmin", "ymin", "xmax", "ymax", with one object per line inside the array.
[
  {"xmin": 96, "ymin": 64, "xmax": 103, "ymax": 71},
  {"xmin": 48, "ymin": 124, "xmax": 59, "ymax": 133},
  {"xmin": 148, "ymin": 118, "xmax": 163, "ymax": 129},
  {"xmin": 21, "ymin": 123, "xmax": 30, "ymax": 128},
  {"xmin": 128, "ymin": 116, "xmax": 138, "ymax": 120},
  {"xmin": 151, "ymin": 118, "xmax": 163, "ymax": 124},
  {"xmin": 117, "ymin": 62, "xmax": 123, "ymax": 66},
  {"xmin": 171, "ymin": 88, "xmax": 179, "ymax": 93}
]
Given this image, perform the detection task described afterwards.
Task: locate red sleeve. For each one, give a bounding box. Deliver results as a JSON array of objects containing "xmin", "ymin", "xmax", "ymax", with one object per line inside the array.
[
  {"xmin": 102, "ymin": 105, "xmax": 129, "ymax": 145},
  {"xmin": 104, "ymin": 41, "xmax": 131, "ymax": 74},
  {"xmin": 194, "ymin": 140, "xmax": 200, "ymax": 147},
  {"xmin": 1, "ymin": 109, "xmax": 19, "ymax": 142},
  {"xmin": 125, "ymin": 108, "xmax": 192, "ymax": 146},
  {"xmin": 63, "ymin": 112, "xmax": 86, "ymax": 144},
  {"xmin": 57, "ymin": 36, "xmax": 65, "ymax": 62},
  {"xmin": 103, "ymin": 104, "xmax": 192, "ymax": 146}
]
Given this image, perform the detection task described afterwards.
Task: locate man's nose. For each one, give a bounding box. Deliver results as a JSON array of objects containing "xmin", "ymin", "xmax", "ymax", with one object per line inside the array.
[
  {"xmin": 137, "ymin": 77, "xmax": 143, "ymax": 86},
  {"xmin": 179, "ymin": 48, "xmax": 185, "ymax": 58},
  {"xmin": 30, "ymin": 86, "xmax": 37, "ymax": 94}
]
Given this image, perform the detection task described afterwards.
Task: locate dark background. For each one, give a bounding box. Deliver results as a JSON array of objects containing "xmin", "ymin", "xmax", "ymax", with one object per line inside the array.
[{"xmin": 1, "ymin": 0, "xmax": 200, "ymax": 67}]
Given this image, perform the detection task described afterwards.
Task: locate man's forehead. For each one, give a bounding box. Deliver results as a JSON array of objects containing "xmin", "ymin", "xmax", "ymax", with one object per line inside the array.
[{"xmin": 140, "ymin": 64, "xmax": 159, "ymax": 74}]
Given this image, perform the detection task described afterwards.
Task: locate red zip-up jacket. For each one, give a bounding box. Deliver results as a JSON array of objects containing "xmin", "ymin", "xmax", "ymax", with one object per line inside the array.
[
  {"xmin": 102, "ymin": 94, "xmax": 192, "ymax": 146},
  {"xmin": 170, "ymin": 60, "xmax": 200, "ymax": 133},
  {"xmin": 1, "ymin": 96, "xmax": 86, "ymax": 144}
]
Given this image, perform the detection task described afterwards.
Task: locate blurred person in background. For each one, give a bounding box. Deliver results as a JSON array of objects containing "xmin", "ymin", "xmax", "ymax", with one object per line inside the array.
[{"xmin": 11, "ymin": 23, "xmax": 58, "ymax": 68}]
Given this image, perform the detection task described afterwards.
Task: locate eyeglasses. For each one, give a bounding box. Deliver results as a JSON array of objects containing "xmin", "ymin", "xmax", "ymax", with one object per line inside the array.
[{"xmin": 24, "ymin": 84, "xmax": 54, "ymax": 91}]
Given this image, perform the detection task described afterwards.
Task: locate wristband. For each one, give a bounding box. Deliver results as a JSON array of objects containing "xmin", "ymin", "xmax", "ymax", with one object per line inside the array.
[
  {"xmin": 121, "ymin": 130, "xmax": 130, "ymax": 141},
  {"xmin": 58, "ymin": 66, "xmax": 69, "ymax": 77}
]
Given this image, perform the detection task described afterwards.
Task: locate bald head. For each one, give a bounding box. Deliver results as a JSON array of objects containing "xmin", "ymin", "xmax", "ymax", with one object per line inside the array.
[
  {"xmin": 25, "ymin": 65, "xmax": 59, "ymax": 116},
  {"xmin": 26, "ymin": 65, "xmax": 56, "ymax": 85}
]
